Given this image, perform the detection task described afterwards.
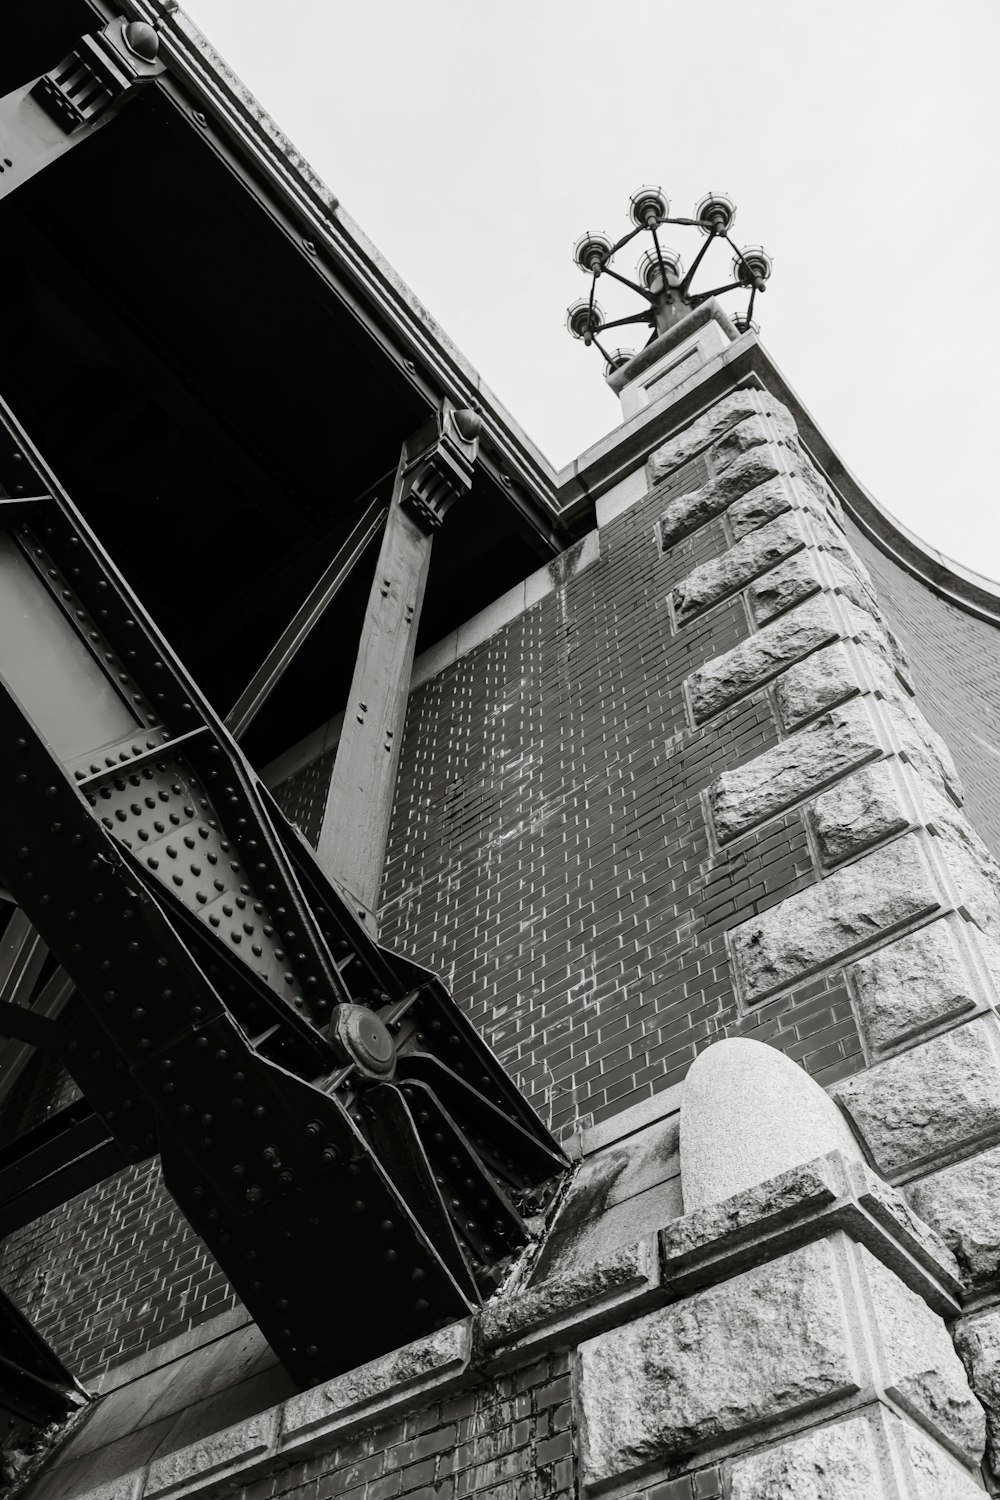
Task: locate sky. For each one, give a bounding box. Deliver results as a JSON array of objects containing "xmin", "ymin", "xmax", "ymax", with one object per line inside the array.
[{"xmin": 185, "ymin": 0, "xmax": 1000, "ymax": 580}]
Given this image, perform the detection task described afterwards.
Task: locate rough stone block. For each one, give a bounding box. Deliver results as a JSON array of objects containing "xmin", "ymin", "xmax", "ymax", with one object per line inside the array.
[
  {"xmin": 812, "ymin": 758, "xmax": 911, "ymax": 866},
  {"xmin": 921, "ymin": 795, "xmax": 1000, "ymax": 989},
  {"xmin": 658, "ymin": 446, "xmax": 787, "ymax": 550},
  {"xmin": 827, "ymin": 552, "xmax": 881, "ymax": 616},
  {"xmin": 862, "ymin": 1246, "xmax": 985, "ymax": 1459},
  {"xmin": 481, "ymin": 1238, "xmax": 658, "ymax": 1355},
  {"xmin": 836, "ymin": 1016, "xmax": 1000, "ymax": 1176},
  {"xmin": 664, "ymin": 1156, "xmax": 842, "ymax": 1262},
  {"xmin": 930, "ymin": 807, "xmax": 1000, "ymax": 933},
  {"xmin": 731, "ymin": 833, "xmax": 941, "ymax": 1004},
  {"xmin": 955, "ymin": 1307, "xmax": 1000, "ymax": 1477},
  {"xmin": 658, "ymin": 485, "xmax": 729, "ymax": 551},
  {"xmin": 713, "ymin": 445, "xmax": 788, "ymax": 502},
  {"xmin": 839, "ymin": 599, "xmax": 915, "ymax": 694},
  {"xmin": 884, "ymin": 694, "xmax": 964, "ymax": 804},
  {"xmin": 747, "ymin": 548, "xmax": 823, "ymax": 625},
  {"xmin": 891, "ymin": 1414, "xmax": 987, "ymax": 1499},
  {"xmin": 709, "ymin": 408, "xmax": 798, "ymax": 473},
  {"xmin": 281, "ymin": 1319, "xmax": 472, "ymax": 1443},
  {"xmin": 711, "ymin": 697, "xmax": 882, "ymax": 844},
  {"xmin": 671, "ymin": 512, "xmax": 807, "ymax": 625},
  {"xmin": 727, "ymin": 476, "xmax": 799, "ymax": 541},
  {"xmin": 64, "ymin": 1479, "xmax": 144, "ymax": 1500},
  {"xmin": 773, "ymin": 641, "xmax": 859, "ymax": 730},
  {"xmin": 790, "ymin": 458, "xmax": 843, "ymax": 519},
  {"xmin": 688, "ymin": 593, "xmax": 841, "ymax": 723},
  {"xmin": 729, "ymin": 1417, "xmax": 883, "ymax": 1499},
  {"xmin": 145, "ymin": 1409, "xmax": 279, "ymax": 1497},
  {"xmin": 647, "ymin": 391, "xmax": 795, "ymax": 483},
  {"xmin": 908, "ymin": 1144, "xmax": 1000, "ymax": 1287},
  {"xmin": 578, "ymin": 1239, "xmax": 859, "ymax": 1489},
  {"xmin": 648, "ymin": 392, "xmax": 760, "ymax": 481},
  {"xmin": 679, "ymin": 1040, "xmax": 862, "ymax": 1212},
  {"xmin": 775, "ymin": 637, "xmax": 905, "ymax": 733},
  {"xmin": 851, "ymin": 1162, "xmax": 961, "ymax": 1285},
  {"xmin": 849, "ymin": 918, "xmax": 977, "ymax": 1054}
]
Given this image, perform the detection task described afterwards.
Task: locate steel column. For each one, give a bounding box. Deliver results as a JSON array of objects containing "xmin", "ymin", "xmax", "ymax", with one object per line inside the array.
[{"xmin": 318, "ymin": 402, "xmax": 481, "ymax": 925}]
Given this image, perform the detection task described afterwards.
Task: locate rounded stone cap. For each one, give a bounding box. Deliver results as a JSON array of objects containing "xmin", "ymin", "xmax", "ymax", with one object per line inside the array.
[{"xmin": 679, "ymin": 1038, "xmax": 864, "ymax": 1212}]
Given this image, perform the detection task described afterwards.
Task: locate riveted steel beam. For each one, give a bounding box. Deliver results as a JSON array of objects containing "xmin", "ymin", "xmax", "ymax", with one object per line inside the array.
[
  {"xmin": 0, "ymin": 393, "xmax": 567, "ymax": 1384},
  {"xmin": 225, "ymin": 494, "xmax": 388, "ymax": 742},
  {"xmin": 317, "ymin": 403, "xmax": 481, "ymax": 925}
]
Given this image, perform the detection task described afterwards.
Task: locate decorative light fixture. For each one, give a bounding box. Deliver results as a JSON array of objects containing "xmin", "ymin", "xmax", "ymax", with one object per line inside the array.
[{"xmin": 566, "ymin": 185, "xmax": 772, "ymax": 374}]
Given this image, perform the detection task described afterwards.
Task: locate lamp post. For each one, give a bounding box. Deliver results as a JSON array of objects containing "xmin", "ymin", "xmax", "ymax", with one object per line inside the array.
[{"xmin": 566, "ymin": 185, "xmax": 772, "ymax": 373}]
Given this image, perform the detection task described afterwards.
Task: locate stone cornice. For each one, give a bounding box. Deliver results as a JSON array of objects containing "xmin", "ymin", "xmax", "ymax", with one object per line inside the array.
[{"xmin": 558, "ymin": 335, "xmax": 1000, "ymax": 626}]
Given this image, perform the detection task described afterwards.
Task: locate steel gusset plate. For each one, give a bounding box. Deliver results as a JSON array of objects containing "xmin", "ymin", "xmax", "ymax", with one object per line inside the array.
[
  {"xmin": 269, "ymin": 793, "xmax": 568, "ymax": 1176},
  {"xmin": 0, "ymin": 712, "xmax": 472, "ymax": 1383}
]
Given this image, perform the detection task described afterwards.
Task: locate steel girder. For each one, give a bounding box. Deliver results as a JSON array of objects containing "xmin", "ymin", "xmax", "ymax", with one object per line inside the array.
[{"xmin": 0, "ymin": 398, "xmax": 567, "ymax": 1386}]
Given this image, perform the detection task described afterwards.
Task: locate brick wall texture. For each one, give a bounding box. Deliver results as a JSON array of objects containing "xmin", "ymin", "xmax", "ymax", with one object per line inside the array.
[
  {"xmin": 3, "ymin": 388, "xmax": 1000, "ymax": 1403},
  {"xmin": 841, "ymin": 518, "xmax": 1000, "ymax": 858},
  {"xmin": 373, "ymin": 450, "xmax": 862, "ymax": 1140},
  {"xmin": 234, "ymin": 1352, "xmax": 575, "ymax": 1500}
]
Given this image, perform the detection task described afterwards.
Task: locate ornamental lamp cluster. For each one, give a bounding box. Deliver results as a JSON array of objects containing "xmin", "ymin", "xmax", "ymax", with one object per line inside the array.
[{"xmin": 566, "ymin": 186, "xmax": 773, "ymax": 375}]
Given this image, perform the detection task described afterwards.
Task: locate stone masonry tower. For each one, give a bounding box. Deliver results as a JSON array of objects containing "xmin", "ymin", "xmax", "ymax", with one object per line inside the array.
[{"xmin": 2, "ymin": 10, "xmax": 1000, "ymax": 1500}]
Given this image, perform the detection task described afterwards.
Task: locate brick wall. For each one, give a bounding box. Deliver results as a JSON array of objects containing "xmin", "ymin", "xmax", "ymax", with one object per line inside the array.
[
  {"xmin": 368, "ymin": 451, "xmax": 863, "ymax": 1139},
  {"xmin": 236, "ymin": 1351, "xmax": 575, "ymax": 1500},
  {"xmin": 0, "ymin": 1160, "xmax": 238, "ymax": 1383},
  {"xmin": 842, "ymin": 518, "xmax": 1000, "ymax": 858}
]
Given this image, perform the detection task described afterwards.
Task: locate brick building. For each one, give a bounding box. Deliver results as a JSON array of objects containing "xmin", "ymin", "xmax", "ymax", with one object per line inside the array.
[{"xmin": 2, "ymin": 5, "xmax": 1000, "ymax": 1500}]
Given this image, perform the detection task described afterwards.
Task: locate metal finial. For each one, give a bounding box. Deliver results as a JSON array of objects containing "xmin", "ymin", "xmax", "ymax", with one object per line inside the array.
[{"xmin": 565, "ymin": 184, "xmax": 773, "ymax": 378}]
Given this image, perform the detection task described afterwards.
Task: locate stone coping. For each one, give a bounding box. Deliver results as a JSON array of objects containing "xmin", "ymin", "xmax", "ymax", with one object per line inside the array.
[
  {"xmin": 559, "ymin": 337, "xmax": 1000, "ymax": 623},
  {"xmin": 565, "ymin": 1081, "xmax": 684, "ymax": 1159},
  {"xmin": 58, "ymin": 1149, "xmax": 960, "ymax": 1500},
  {"xmin": 604, "ymin": 304, "xmax": 739, "ymax": 395}
]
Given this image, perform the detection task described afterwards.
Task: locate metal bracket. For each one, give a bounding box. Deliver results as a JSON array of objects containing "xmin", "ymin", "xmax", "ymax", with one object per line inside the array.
[
  {"xmin": 30, "ymin": 18, "xmax": 166, "ymax": 133},
  {"xmin": 0, "ymin": 18, "xmax": 165, "ymax": 207},
  {"xmin": 398, "ymin": 399, "xmax": 482, "ymax": 533}
]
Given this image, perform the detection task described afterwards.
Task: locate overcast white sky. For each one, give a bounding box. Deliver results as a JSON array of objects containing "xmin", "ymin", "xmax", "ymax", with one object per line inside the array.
[{"xmin": 186, "ymin": 0, "xmax": 999, "ymax": 579}]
